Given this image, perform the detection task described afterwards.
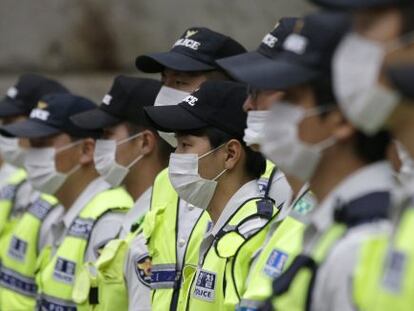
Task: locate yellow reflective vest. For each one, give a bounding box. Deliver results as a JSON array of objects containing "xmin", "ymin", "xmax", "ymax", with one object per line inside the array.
[
  {"xmin": 0, "ymin": 193, "xmax": 58, "ymax": 310},
  {"xmin": 36, "ymin": 187, "xmax": 133, "ymax": 311}
]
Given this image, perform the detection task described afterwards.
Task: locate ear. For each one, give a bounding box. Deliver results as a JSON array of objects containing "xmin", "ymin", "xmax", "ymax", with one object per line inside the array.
[
  {"xmin": 330, "ymin": 111, "xmax": 357, "ymax": 142},
  {"xmin": 79, "ymin": 138, "xmax": 96, "ymax": 165},
  {"xmin": 223, "ymin": 139, "xmax": 243, "ymax": 171},
  {"xmin": 136, "ymin": 130, "xmax": 156, "ymax": 156}
]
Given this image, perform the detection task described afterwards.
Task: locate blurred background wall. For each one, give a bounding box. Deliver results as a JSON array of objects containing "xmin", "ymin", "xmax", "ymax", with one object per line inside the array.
[{"xmin": 0, "ymin": 0, "xmax": 313, "ymax": 101}]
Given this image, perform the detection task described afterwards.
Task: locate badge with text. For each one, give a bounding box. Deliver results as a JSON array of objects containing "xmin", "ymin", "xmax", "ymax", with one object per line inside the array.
[
  {"xmin": 8, "ymin": 236, "xmax": 27, "ymax": 262},
  {"xmin": 53, "ymin": 257, "xmax": 76, "ymax": 284},
  {"xmin": 263, "ymin": 249, "xmax": 288, "ymax": 278},
  {"xmin": 193, "ymin": 269, "xmax": 216, "ymax": 302}
]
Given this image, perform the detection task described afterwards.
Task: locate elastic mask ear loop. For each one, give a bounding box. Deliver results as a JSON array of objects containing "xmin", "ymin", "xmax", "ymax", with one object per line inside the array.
[
  {"xmin": 119, "ymin": 132, "xmax": 146, "ymax": 170},
  {"xmin": 117, "ymin": 131, "xmax": 144, "ymax": 146},
  {"xmin": 213, "ymin": 168, "xmax": 228, "ymax": 181},
  {"xmin": 126, "ymin": 154, "xmax": 144, "ymax": 170},
  {"xmin": 56, "ymin": 139, "xmax": 84, "ymax": 154},
  {"xmin": 198, "ymin": 143, "xmax": 226, "ymax": 160}
]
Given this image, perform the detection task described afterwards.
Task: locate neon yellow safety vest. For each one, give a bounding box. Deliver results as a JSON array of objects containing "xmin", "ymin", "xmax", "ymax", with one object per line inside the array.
[
  {"xmin": 0, "ymin": 169, "xmax": 27, "ymax": 251},
  {"xmin": 72, "ymin": 227, "xmax": 140, "ymax": 311},
  {"xmin": 181, "ymin": 197, "xmax": 278, "ymax": 311},
  {"xmin": 0, "ymin": 193, "xmax": 58, "ymax": 310},
  {"xmin": 353, "ymin": 204, "xmax": 414, "ymax": 311},
  {"xmin": 268, "ymin": 191, "xmax": 390, "ymax": 311},
  {"xmin": 238, "ymin": 190, "xmax": 315, "ymax": 310},
  {"xmin": 36, "ymin": 187, "xmax": 133, "ymax": 311},
  {"xmin": 141, "ymin": 168, "xmax": 210, "ymax": 311}
]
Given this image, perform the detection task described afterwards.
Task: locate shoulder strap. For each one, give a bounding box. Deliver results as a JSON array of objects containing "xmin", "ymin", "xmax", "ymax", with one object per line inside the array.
[{"xmin": 334, "ymin": 191, "xmax": 390, "ymax": 227}]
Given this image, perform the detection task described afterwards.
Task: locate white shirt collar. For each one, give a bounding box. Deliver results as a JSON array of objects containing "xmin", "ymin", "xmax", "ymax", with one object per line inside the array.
[
  {"xmin": 62, "ymin": 177, "xmax": 110, "ymax": 228},
  {"xmin": 211, "ymin": 180, "xmax": 261, "ymax": 236},
  {"xmin": 309, "ymin": 161, "xmax": 395, "ymax": 234}
]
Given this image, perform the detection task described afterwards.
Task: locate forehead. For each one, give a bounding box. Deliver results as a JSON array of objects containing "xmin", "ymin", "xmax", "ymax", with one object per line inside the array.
[{"xmin": 162, "ymin": 69, "xmax": 206, "ymax": 78}]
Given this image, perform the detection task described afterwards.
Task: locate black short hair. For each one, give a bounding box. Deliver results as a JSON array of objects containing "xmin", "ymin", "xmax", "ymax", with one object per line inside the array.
[
  {"xmin": 400, "ymin": 3, "xmax": 414, "ymax": 34},
  {"xmin": 125, "ymin": 121, "xmax": 173, "ymax": 165},
  {"xmin": 180, "ymin": 127, "xmax": 266, "ymax": 179},
  {"xmin": 309, "ymin": 75, "xmax": 391, "ymax": 164}
]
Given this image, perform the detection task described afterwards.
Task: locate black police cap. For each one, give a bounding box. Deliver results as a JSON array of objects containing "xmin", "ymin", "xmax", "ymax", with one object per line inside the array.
[
  {"xmin": 228, "ymin": 11, "xmax": 350, "ymax": 90},
  {"xmin": 310, "ymin": 0, "xmax": 411, "ymax": 10},
  {"xmin": 71, "ymin": 76, "xmax": 162, "ymax": 130},
  {"xmin": 0, "ymin": 93, "xmax": 99, "ymax": 138},
  {"xmin": 216, "ymin": 17, "xmax": 299, "ymax": 87},
  {"xmin": 0, "ymin": 73, "xmax": 69, "ymax": 117},
  {"xmin": 136, "ymin": 27, "xmax": 246, "ymax": 73},
  {"xmin": 144, "ymin": 80, "xmax": 248, "ymax": 140}
]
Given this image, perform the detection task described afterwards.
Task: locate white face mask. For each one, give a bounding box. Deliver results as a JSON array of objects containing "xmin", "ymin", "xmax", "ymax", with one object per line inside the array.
[
  {"xmin": 168, "ymin": 145, "xmax": 227, "ymax": 210},
  {"xmin": 261, "ymin": 102, "xmax": 336, "ymax": 182},
  {"xmin": 333, "ymin": 32, "xmax": 413, "ymax": 135},
  {"xmin": 94, "ymin": 132, "xmax": 144, "ymax": 187},
  {"xmin": 25, "ymin": 141, "xmax": 82, "ymax": 194},
  {"xmin": 0, "ymin": 135, "xmax": 27, "ymax": 168},
  {"xmin": 154, "ymin": 86, "xmax": 191, "ymax": 148},
  {"xmin": 243, "ymin": 110, "xmax": 270, "ymax": 147}
]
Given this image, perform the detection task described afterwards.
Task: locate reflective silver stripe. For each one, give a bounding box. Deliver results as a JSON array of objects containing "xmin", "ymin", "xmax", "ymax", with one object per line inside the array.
[
  {"xmin": 37, "ymin": 293, "xmax": 77, "ymax": 310},
  {"xmin": 239, "ymin": 298, "xmax": 262, "ymax": 309},
  {"xmin": 151, "ymin": 264, "xmax": 178, "ymax": 289},
  {"xmin": 0, "ymin": 265, "xmax": 37, "ymax": 297}
]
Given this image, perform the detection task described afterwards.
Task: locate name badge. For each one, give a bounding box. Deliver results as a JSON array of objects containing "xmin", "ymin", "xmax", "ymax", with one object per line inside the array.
[
  {"xmin": 193, "ymin": 269, "xmax": 216, "ymax": 302},
  {"xmin": 263, "ymin": 249, "xmax": 288, "ymax": 278},
  {"xmin": 53, "ymin": 257, "xmax": 76, "ymax": 284},
  {"xmin": 8, "ymin": 236, "xmax": 27, "ymax": 262},
  {"xmin": 382, "ymin": 250, "xmax": 406, "ymax": 293}
]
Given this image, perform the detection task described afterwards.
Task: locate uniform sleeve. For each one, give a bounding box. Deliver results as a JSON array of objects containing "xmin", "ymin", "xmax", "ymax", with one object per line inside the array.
[
  {"xmin": 124, "ymin": 233, "xmax": 151, "ymax": 311},
  {"xmin": 311, "ymin": 222, "xmax": 391, "ymax": 311},
  {"xmin": 84, "ymin": 211, "xmax": 126, "ymax": 262}
]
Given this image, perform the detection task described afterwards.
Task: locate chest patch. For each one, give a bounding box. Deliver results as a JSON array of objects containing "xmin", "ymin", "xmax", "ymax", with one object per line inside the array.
[
  {"xmin": 68, "ymin": 217, "xmax": 94, "ymax": 240},
  {"xmin": 193, "ymin": 269, "xmax": 216, "ymax": 302},
  {"xmin": 263, "ymin": 249, "xmax": 288, "ymax": 278},
  {"xmin": 135, "ymin": 254, "xmax": 152, "ymax": 287},
  {"xmin": 382, "ymin": 250, "xmax": 407, "ymax": 293},
  {"xmin": 8, "ymin": 236, "xmax": 27, "ymax": 262},
  {"xmin": 53, "ymin": 257, "xmax": 76, "ymax": 284}
]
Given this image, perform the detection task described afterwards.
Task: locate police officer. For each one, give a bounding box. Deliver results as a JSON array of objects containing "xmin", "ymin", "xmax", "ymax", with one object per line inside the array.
[
  {"xmin": 254, "ymin": 12, "xmax": 395, "ymax": 311},
  {"xmin": 0, "ymin": 93, "xmax": 133, "ymax": 310},
  {"xmin": 70, "ymin": 76, "xmax": 169, "ymax": 310},
  {"xmin": 144, "ymin": 80, "xmax": 278, "ymax": 310},
  {"xmin": 307, "ymin": 0, "xmax": 414, "ymax": 309},
  {"xmin": 0, "ymin": 74, "xmax": 69, "ymax": 308},
  {"xmin": 216, "ymin": 17, "xmax": 317, "ymax": 309},
  {"xmin": 135, "ymin": 27, "xmax": 247, "ymax": 311}
]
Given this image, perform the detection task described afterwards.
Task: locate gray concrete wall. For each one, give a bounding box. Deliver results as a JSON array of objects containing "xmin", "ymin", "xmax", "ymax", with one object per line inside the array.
[{"xmin": 0, "ymin": 0, "xmax": 314, "ymax": 72}]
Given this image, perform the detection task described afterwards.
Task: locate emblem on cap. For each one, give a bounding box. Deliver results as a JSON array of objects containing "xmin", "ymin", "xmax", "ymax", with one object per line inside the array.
[
  {"xmin": 185, "ymin": 30, "xmax": 198, "ymax": 38},
  {"xmin": 37, "ymin": 101, "xmax": 48, "ymax": 109},
  {"xmin": 102, "ymin": 94, "xmax": 112, "ymax": 105},
  {"xmin": 6, "ymin": 87, "xmax": 18, "ymax": 99}
]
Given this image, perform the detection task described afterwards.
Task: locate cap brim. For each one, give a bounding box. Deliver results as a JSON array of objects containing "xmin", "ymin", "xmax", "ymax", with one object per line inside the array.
[
  {"xmin": 0, "ymin": 119, "xmax": 61, "ymax": 138},
  {"xmin": 144, "ymin": 105, "xmax": 208, "ymax": 132},
  {"xmin": 387, "ymin": 65, "xmax": 414, "ymax": 99},
  {"xmin": 71, "ymin": 109, "xmax": 122, "ymax": 130},
  {"xmin": 219, "ymin": 53, "xmax": 319, "ymax": 90},
  {"xmin": 0, "ymin": 98, "xmax": 27, "ymax": 117},
  {"xmin": 311, "ymin": 0, "xmax": 409, "ymax": 9},
  {"xmin": 136, "ymin": 51, "xmax": 215, "ymax": 73}
]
